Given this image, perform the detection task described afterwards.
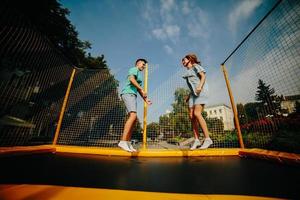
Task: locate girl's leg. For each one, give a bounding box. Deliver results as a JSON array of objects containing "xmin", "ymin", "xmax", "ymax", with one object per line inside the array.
[
  {"xmin": 189, "ymin": 107, "xmax": 201, "ymax": 150},
  {"xmin": 194, "ymin": 104, "xmax": 213, "ymax": 149},
  {"xmin": 193, "ymin": 104, "xmax": 209, "ymax": 138},
  {"xmin": 188, "ymin": 107, "xmax": 200, "ymax": 139}
]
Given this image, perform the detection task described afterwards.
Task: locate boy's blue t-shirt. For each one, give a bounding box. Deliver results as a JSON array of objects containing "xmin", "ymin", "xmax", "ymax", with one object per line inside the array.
[{"xmin": 121, "ymin": 67, "xmax": 142, "ymax": 95}]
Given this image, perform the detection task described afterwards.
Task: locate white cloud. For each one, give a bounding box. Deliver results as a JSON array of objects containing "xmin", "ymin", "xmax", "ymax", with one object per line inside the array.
[
  {"xmin": 186, "ymin": 8, "xmax": 210, "ymax": 39},
  {"xmin": 161, "ymin": 0, "xmax": 175, "ymax": 11},
  {"xmin": 182, "ymin": 1, "xmax": 190, "ymax": 15},
  {"xmin": 164, "ymin": 45, "xmax": 174, "ymax": 54},
  {"xmin": 228, "ymin": 0, "xmax": 262, "ymax": 33},
  {"xmin": 152, "ymin": 25, "xmax": 180, "ymax": 41}
]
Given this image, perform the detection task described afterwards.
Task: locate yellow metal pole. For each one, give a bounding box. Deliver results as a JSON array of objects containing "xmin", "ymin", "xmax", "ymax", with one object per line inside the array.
[
  {"xmin": 221, "ymin": 64, "xmax": 245, "ymax": 148},
  {"xmin": 53, "ymin": 68, "xmax": 76, "ymax": 145},
  {"xmin": 142, "ymin": 63, "xmax": 148, "ymax": 149}
]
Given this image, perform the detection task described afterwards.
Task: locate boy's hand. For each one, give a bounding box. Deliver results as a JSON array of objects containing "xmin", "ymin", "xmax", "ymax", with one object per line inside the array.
[
  {"xmin": 145, "ymin": 98, "xmax": 152, "ymax": 105},
  {"xmin": 139, "ymin": 89, "xmax": 147, "ymax": 98}
]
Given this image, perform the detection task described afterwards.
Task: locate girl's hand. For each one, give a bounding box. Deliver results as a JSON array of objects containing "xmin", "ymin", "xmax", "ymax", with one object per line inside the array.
[
  {"xmin": 184, "ymin": 95, "xmax": 190, "ymax": 103},
  {"xmin": 196, "ymin": 87, "xmax": 202, "ymax": 95}
]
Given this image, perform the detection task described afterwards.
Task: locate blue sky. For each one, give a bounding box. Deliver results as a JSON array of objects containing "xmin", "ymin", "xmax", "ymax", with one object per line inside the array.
[{"xmin": 60, "ymin": 0, "xmax": 278, "ymax": 122}]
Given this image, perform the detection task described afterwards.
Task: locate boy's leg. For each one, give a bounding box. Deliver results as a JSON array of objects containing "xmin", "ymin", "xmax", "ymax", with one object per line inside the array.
[
  {"xmin": 119, "ymin": 112, "xmax": 137, "ymax": 152},
  {"xmin": 122, "ymin": 112, "xmax": 137, "ymax": 141},
  {"xmin": 126, "ymin": 112, "xmax": 137, "ymax": 152}
]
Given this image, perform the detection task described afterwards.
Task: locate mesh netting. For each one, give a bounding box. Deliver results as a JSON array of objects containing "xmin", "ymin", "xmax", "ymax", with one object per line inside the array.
[
  {"xmin": 223, "ymin": 0, "xmax": 300, "ymax": 153},
  {"xmin": 0, "ymin": 2, "xmax": 73, "ymax": 146},
  {"xmin": 1, "ymin": 0, "xmax": 299, "ymax": 153}
]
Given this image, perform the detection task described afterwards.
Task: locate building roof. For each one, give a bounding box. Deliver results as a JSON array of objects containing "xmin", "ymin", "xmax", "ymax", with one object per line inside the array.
[
  {"xmin": 284, "ymin": 94, "xmax": 300, "ymax": 101},
  {"xmin": 205, "ymin": 104, "xmax": 231, "ymax": 109}
]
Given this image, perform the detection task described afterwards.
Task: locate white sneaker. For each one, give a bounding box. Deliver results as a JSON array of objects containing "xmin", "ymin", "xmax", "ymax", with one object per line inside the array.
[
  {"xmin": 199, "ymin": 138, "xmax": 213, "ymax": 149},
  {"xmin": 127, "ymin": 142, "xmax": 137, "ymax": 152},
  {"xmin": 118, "ymin": 141, "xmax": 132, "ymax": 152},
  {"xmin": 190, "ymin": 139, "xmax": 201, "ymax": 150}
]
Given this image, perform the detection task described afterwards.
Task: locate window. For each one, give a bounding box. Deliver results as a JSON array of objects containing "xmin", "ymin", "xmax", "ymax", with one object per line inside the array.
[
  {"xmin": 214, "ymin": 110, "xmax": 217, "ymax": 114},
  {"xmin": 219, "ymin": 109, "xmax": 222, "ymax": 113},
  {"xmin": 210, "ymin": 111, "xmax": 212, "ymax": 115},
  {"xmin": 220, "ymin": 116, "xmax": 223, "ymax": 121}
]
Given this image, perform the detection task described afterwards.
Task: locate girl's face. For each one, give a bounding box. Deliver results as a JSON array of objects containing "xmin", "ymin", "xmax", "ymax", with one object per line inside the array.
[{"xmin": 182, "ymin": 57, "xmax": 190, "ymax": 67}]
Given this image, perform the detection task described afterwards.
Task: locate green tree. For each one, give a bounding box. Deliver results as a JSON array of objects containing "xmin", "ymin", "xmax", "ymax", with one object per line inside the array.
[
  {"xmin": 244, "ymin": 102, "xmax": 261, "ymax": 121},
  {"xmin": 237, "ymin": 103, "xmax": 248, "ymax": 125},
  {"xmin": 255, "ymin": 79, "xmax": 281, "ymax": 116},
  {"xmin": 147, "ymin": 122, "xmax": 160, "ymax": 140},
  {"xmin": 81, "ymin": 53, "xmax": 108, "ymax": 69},
  {"xmin": 131, "ymin": 120, "xmax": 142, "ymax": 141},
  {"xmin": 7, "ymin": 0, "xmax": 106, "ymax": 69},
  {"xmin": 296, "ymin": 101, "xmax": 300, "ymax": 114}
]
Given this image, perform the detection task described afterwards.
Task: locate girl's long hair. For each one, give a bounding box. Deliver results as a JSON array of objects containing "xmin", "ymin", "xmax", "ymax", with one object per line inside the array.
[{"xmin": 185, "ymin": 54, "xmax": 201, "ymax": 65}]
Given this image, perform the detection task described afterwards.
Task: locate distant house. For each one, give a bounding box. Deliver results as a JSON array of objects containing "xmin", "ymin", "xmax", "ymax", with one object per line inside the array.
[
  {"xmin": 204, "ymin": 104, "xmax": 235, "ymax": 131},
  {"xmin": 281, "ymin": 95, "xmax": 300, "ymax": 114}
]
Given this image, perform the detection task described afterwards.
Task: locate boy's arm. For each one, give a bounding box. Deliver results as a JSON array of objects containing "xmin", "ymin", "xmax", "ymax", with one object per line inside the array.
[
  {"xmin": 129, "ymin": 75, "xmax": 146, "ymax": 97},
  {"xmin": 129, "ymin": 75, "xmax": 152, "ymax": 105}
]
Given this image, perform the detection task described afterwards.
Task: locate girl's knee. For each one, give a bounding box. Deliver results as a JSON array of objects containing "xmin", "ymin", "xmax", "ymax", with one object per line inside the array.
[
  {"xmin": 193, "ymin": 112, "xmax": 202, "ymax": 119},
  {"xmin": 129, "ymin": 112, "xmax": 137, "ymax": 119},
  {"xmin": 189, "ymin": 114, "xmax": 194, "ymax": 120}
]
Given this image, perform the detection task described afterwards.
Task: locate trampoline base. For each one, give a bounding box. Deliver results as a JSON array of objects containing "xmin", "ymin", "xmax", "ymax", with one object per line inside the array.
[{"xmin": 0, "ymin": 184, "xmax": 283, "ymax": 200}]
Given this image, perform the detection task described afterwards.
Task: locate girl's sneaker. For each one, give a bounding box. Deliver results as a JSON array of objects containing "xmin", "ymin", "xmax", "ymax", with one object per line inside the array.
[
  {"xmin": 118, "ymin": 141, "xmax": 132, "ymax": 152},
  {"xmin": 127, "ymin": 141, "xmax": 137, "ymax": 152},
  {"xmin": 190, "ymin": 139, "xmax": 201, "ymax": 150},
  {"xmin": 199, "ymin": 138, "xmax": 213, "ymax": 149}
]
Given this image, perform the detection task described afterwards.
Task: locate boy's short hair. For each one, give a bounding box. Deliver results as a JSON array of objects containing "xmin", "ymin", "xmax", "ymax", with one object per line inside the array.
[{"xmin": 135, "ymin": 58, "xmax": 148, "ymax": 65}]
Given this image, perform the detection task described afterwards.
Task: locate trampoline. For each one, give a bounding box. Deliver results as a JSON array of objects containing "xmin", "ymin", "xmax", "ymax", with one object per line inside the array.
[
  {"xmin": 0, "ymin": 150, "xmax": 299, "ymax": 199},
  {"xmin": 1, "ymin": 0, "xmax": 300, "ymax": 199}
]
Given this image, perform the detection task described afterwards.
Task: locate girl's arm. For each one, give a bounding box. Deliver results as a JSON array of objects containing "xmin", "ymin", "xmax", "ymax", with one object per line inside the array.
[{"xmin": 196, "ymin": 72, "xmax": 206, "ymax": 95}]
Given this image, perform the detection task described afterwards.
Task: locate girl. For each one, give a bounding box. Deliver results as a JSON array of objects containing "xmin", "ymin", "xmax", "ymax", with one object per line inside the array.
[{"xmin": 182, "ymin": 54, "xmax": 213, "ymax": 150}]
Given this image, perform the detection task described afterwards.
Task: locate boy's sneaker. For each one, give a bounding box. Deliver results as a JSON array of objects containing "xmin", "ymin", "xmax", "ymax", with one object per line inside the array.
[
  {"xmin": 199, "ymin": 138, "xmax": 213, "ymax": 149},
  {"xmin": 190, "ymin": 139, "xmax": 201, "ymax": 150},
  {"xmin": 127, "ymin": 142, "xmax": 137, "ymax": 152},
  {"xmin": 118, "ymin": 141, "xmax": 132, "ymax": 152}
]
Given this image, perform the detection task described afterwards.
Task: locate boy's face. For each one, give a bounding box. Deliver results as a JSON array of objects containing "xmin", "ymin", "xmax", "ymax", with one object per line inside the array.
[{"xmin": 136, "ymin": 60, "xmax": 146, "ymax": 71}]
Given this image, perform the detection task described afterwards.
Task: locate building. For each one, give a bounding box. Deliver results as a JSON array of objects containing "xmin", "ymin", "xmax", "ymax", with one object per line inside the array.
[
  {"xmin": 204, "ymin": 104, "xmax": 235, "ymax": 131},
  {"xmin": 281, "ymin": 95, "xmax": 300, "ymax": 114}
]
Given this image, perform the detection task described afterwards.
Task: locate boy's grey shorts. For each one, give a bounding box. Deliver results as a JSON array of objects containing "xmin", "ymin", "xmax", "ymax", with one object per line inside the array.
[{"xmin": 121, "ymin": 93, "xmax": 137, "ymax": 113}]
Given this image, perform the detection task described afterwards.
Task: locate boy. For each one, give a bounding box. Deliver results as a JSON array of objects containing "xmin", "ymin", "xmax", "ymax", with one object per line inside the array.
[{"xmin": 118, "ymin": 58, "xmax": 152, "ymax": 152}]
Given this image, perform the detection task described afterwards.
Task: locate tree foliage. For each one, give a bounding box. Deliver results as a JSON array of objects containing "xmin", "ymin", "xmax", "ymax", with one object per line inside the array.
[
  {"xmin": 6, "ymin": 0, "xmax": 107, "ymax": 69},
  {"xmin": 255, "ymin": 79, "xmax": 282, "ymax": 116}
]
